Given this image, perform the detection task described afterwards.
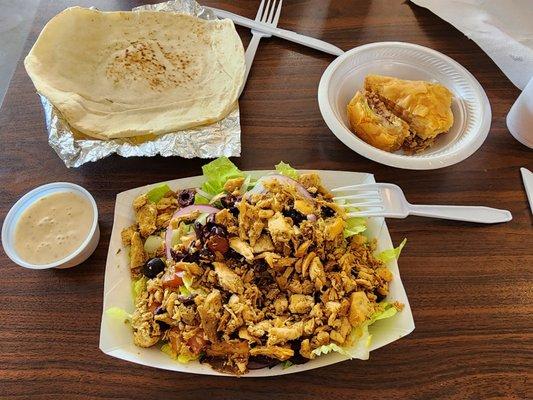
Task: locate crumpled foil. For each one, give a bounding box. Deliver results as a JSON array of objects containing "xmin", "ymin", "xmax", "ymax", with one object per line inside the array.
[{"xmin": 42, "ymin": 0, "xmax": 241, "ymax": 168}]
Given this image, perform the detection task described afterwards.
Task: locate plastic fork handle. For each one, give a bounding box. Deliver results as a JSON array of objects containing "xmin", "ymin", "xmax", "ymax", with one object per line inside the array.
[
  {"xmin": 239, "ymin": 34, "xmax": 262, "ymax": 97},
  {"xmin": 211, "ymin": 8, "xmax": 344, "ymax": 56},
  {"xmin": 408, "ymin": 204, "xmax": 512, "ymax": 224}
]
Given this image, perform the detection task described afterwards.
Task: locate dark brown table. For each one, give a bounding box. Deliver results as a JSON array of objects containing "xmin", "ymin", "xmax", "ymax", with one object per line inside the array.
[{"xmin": 0, "ymin": 1, "xmax": 531, "ymax": 398}]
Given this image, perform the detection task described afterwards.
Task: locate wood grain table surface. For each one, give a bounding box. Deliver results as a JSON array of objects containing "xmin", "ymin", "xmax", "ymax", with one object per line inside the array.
[{"xmin": 0, "ymin": 0, "xmax": 531, "ymax": 398}]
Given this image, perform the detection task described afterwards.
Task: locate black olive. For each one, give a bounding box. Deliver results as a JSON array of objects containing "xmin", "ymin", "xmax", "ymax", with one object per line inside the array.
[
  {"xmin": 206, "ymin": 213, "xmax": 217, "ymax": 225},
  {"xmin": 193, "ymin": 221, "xmax": 204, "ymax": 238},
  {"xmin": 229, "ymin": 206, "xmax": 239, "ymax": 217},
  {"xmin": 375, "ymin": 291, "xmax": 386, "ymax": 303},
  {"xmin": 209, "ymin": 225, "xmax": 227, "ymax": 237},
  {"xmin": 226, "ymin": 248, "xmax": 244, "ymax": 260},
  {"xmin": 178, "ymin": 294, "xmax": 196, "ymax": 306},
  {"xmin": 170, "ymin": 249, "xmax": 186, "ymax": 261},
  {"xmin": 141, "ymin": 258, "xmax": 165, "ymax": 278},
  {"xmin": 185, "ymin": 250, "xmax": 200, "ymax": 263},
  {"xmin": 247, "ymin": 356, "xmax": 279, "ymax": 370},
  {"xmin": 287, "ymin": 341, "xmax": 310, "ymax": 365},
  {"xmin": 198, "ymin": 247, "xmax": 214, "ymax": 262},
  {"xmin": 282, "ymin": 208, "xmax": 305, "ymax": 225},
  {"xmin": 156, "ymin": 320, "xmax": 170, "ymax": 331},
  {"xmin": 154, "ymin": 306, "xmax": 165, "ymax": 315},
  {"xmin": 313, "ymin": 291, "xmax": 322, "ymax": 304},
  {"xmin": 171, "ymin": 249, "xmax": 197, "ymax": 263},
  {"xmin": 177, "ymin": 189, "xmax": 196, "ymax": 207},
  {"xmin": 321, "ymin": 206, "xmax": 336, "ymax": 218},
  {"xmin": 220, "ymin": 194, "xmax": 237, "ymax": 209}
]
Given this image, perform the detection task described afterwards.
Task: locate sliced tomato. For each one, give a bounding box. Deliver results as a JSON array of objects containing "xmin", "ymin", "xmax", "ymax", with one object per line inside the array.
[
  {"xmin": 162, "ymin": 265, "xmax": 183, "ymax": 288},
  {"xmin": 162, "ymin": 273, "xmax": 183, "ymax": 288}
]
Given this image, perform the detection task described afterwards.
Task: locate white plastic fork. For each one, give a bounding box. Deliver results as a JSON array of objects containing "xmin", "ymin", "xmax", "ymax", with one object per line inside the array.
[
  {"xmin": 239, "ymin": 0, "xmax": 283, "ymax": 96},
  {"xmin": 332, "ymin": 183, "xmax": 513, "ymax": 224}
]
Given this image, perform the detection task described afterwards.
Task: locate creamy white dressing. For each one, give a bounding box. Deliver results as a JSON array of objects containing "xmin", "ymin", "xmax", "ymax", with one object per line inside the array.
[{"xmin": 13, "ymin": 191, "xmax": 93, "ymax": 265}]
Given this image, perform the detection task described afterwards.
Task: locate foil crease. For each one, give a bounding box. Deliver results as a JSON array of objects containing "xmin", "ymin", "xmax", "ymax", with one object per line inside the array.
[{"xmin": 42, "ymin": 0, "xmax": 241, "ymax": 168}]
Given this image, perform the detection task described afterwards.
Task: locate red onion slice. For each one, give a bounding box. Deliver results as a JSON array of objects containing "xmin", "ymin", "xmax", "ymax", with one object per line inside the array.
[
  {"xmin": 244, "ymin": 174, "xmax": 313, "ymax": 200},
  {"xmin": 164, "ymin": 227, "xmax": 174, "ymax": 260},
  {"xmin": 165, "ymin": 204, "xmax": 220, "ymax": 260}
]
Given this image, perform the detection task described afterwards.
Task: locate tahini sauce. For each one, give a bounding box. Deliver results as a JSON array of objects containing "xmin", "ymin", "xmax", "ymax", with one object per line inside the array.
[{"xmin": 14, "ymin": 191, "xmax": 93, "ymax": 264}]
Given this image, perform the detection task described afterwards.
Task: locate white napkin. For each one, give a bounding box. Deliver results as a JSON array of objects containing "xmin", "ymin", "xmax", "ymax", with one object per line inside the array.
[{"xmin": 410, "ymin": 0, "xmax": 533, "ymax": 90}]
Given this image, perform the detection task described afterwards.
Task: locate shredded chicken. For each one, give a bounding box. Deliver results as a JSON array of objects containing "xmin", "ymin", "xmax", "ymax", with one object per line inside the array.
[{"xmin": 122, "ymin": 172, "xmax": 401, "ymax": 375}]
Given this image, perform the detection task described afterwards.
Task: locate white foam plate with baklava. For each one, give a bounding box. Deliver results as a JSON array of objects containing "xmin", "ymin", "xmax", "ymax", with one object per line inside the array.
[{"xmin": 318, "ymin": 42, "xmax": 491, "ymax": 170}]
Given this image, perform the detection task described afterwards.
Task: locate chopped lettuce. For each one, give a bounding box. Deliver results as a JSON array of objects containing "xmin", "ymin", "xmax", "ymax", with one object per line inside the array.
[
  {"xmin": 311, "ymin": 343, "xmax": 351, "ymax": 358},
  {"xmin": 161, "ymin": 343, "xmax": 176, "ymax": 358},
  {"xmin": 376, "ymin": 238, "xmax": 407, "ymax": 263},
  {"xmin": 177, "ymin": 353, "xmax": 198, "ymax": 363},
  {"xmin": 334, "ymin": 199, "xmax": 367, "ymax": 237},
  {"xmin": 275, "ymin": 161, "xmax": 299, "ymax": 180},
  {"xmin": 281, "ymin": 360, "xmax": 294, "ymax": 369},
  {"xmin": 195, "ymin": 213, "xmax": 209, "ymax": 226},
  {"xmin": 239, "ymin": 174, "xmax": 252, "ymax": 193},
  {"xmin": 131, "ymin": 277, "xmax": 147, "ymax": 301},
  {"xmin": 161, "ymin": 343, "xmax": 198, "ymax": 363},
  {"xmin": 344, "ymin": 216, "xmax": 367, "ymax": 238},
  {"xmin": 194, "ymin": 193, "xmax": 210, "ymax": 205},
  {"xmin": 201, "ymin": 157, "xmax": 243, "ymax": 195},
  {"xmin": 369, "ymin": 302, "xmax": 398, "ymax": 324},
  {"xmin": 179, "ymin": 273, "xmax": 198, "ymax": 297},
  {"xmin": 105, "ymin": 307, "xmax": 131, "ymax": 323},
  {"xmin": 344, "ymin": 323, "xmax": 372, "ymax": 359},
  {"xmin": 177, "ymin": 273, "xmax": 192, "ymax": 297},
  {"xmin": 146, "ymin": 183, "xmax": 171, "ymax": 203},
  {"xmin": 171, "ymin": 222, "xmax": 192, "ymax": 247},
  {"xmin": 143, "ymin": 235, "xmax": 163, "ymax": 256}
]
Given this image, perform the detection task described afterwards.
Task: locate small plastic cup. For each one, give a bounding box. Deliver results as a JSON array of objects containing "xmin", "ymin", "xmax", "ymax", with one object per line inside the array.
[
  {"xmin": 507, "ymin": 76, "xmax": 533, "ymax": 149},
  {"xmin": 1, "ymin": 182, "xmax": 100, "ymax": 269}
]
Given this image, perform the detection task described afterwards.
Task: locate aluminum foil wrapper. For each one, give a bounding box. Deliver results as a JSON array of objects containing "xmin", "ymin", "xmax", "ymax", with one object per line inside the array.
[{"xmin": 42, "ymin": 0, "xmax": 241, "ymax": 168}]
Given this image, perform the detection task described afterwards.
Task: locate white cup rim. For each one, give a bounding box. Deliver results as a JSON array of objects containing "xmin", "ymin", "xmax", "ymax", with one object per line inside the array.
[{"xmin": 1, "ymin": 182, "xmax": 99, "ymax": 269}]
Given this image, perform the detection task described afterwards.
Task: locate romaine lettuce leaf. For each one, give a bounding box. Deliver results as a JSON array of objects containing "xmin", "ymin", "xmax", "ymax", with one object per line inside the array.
[
  {"xmin": 131, "ymin": 277, "xmax": 147, "ymax": 301},
  {"xmin": 143, "ymin": 235, "xmax": 163, "ymax": 256},
  {"xmin": 311, "ymin": 343, "xmax": 352, "ymax": 358},
  {"xmin": 146, "ymin": 183, "xmax": 171, "ymax": 203},
  {"xmin": 344, "ymin": 216, "xmax": 367, "ymax": 238},
  {"xmin": 161, "ymin": 343, "xmax": 198, "ymax": 363},
  {"xmin": 179, "ymin": 273, "xmax": 197, "ymax": 297},
  {"xmin": 105, "ymin": 307, "xmax": 131, "ymax": 323},
  {"xmin": 376, "ymin": 238, "xmax": 407, "ymax": 263},
  {"xmin": 275, "ymin": 161, "xmax": 299, "ymax": 180},
  {"xmin": 281, "ymin": 360, "xmax": 294, "ymax": 369},
  {"xmin": 194, "ymin": 193, "xmax": 210, "ymax": 205},
  {"xmin": 201, "ymin": 157, "xmax": 243, "ymax": 195},
  {"xmin": 334, "ymin": 198, "xmax": 367, "ymax": 237},
  {"xmin": 369, "ymin": 302, "xmax": 398, "ymax": 323},
  {"xmin": 161, "ymin": 343, "xmax": 177, "ymax": 358},
  {"xmin": 239, "ymin": 174, "xmax": 252, "ymax": 193}
]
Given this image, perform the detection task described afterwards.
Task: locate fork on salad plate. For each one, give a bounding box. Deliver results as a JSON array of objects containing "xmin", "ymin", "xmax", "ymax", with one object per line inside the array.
[{"xmin": 332, "ymin": 183, "xmax": 512, "ymax": 224}]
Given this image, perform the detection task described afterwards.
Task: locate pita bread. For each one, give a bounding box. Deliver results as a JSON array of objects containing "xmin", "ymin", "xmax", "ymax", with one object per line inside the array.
[{"xmin": 24, "ymin": 7, "xmax": 245, "ymax": 139}]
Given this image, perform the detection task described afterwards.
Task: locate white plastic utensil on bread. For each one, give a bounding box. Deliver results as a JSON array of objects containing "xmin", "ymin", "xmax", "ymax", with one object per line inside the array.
[
  {"xmin": 239, "ymin": 0, "xmax": 283, "ymax": 96},
  {"xmin": 333, "ymin": 183, "xmax": 512, "ymax": 223}
]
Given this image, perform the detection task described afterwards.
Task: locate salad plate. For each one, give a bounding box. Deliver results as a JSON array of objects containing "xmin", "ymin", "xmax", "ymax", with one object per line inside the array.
[{"xmin": 99, "ymin": 164, "xmax": 415, "ymax": 377}]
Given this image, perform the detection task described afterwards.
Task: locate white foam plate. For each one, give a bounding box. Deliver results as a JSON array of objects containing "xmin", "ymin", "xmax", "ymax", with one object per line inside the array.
[
  {"xmin": 318, "ymin": 42, "xmax": 491, "ymax": 170},
  {"xmin": 99, "ymin": 171, "xmax": 415, "ymax": 376}
]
